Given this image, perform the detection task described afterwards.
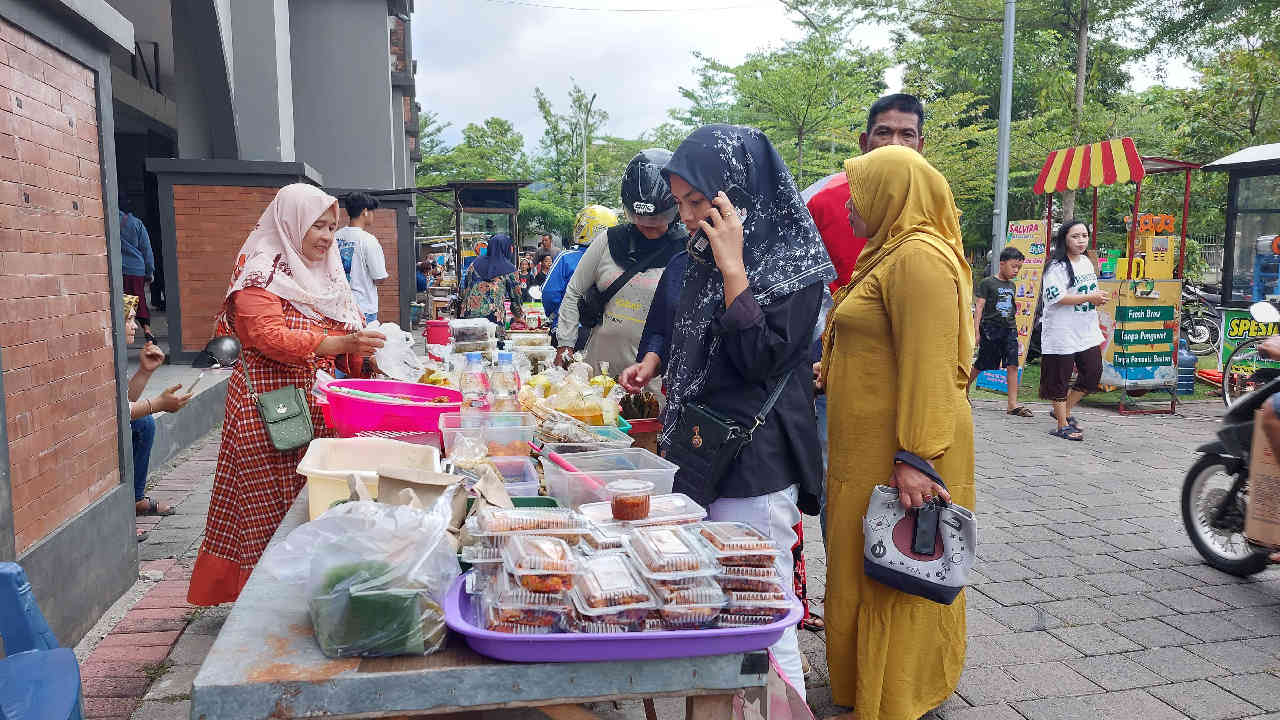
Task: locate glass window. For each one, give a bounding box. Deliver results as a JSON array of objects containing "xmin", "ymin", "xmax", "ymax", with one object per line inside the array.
[
  {"xmin": 1231, "ymin": 212, "xmax": 1280, "ymax": 302},
  {"xmin": 462, "ymin": 212, "xmax": 512, "ymax": 236},
  {"xmin": 1238, "ymin": 174, "xmax": 1280, "ymax": 211}
]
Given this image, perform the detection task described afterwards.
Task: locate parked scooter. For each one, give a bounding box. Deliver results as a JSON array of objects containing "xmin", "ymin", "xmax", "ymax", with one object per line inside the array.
[
  {"xmin": 1182, "ymin": 284, "xmax": 1222, "ymax": 357},
  {"xmin": 1182, "ymin": 301, "xmax": 1277, "ymax": 576}
]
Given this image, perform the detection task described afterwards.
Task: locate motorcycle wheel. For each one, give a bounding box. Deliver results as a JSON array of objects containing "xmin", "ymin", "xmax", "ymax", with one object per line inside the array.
[
  {"xmin": 1184, "ymin": 314, "xmax": 1220, "ymax": 357},
  {"xmin": 1181, "ymin": 453, "xmax": 1270, "ymax": 577}
]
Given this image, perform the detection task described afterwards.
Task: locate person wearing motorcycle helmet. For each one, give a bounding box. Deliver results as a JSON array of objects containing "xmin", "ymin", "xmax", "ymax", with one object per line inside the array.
[
  {"xmin": 542, "ymin": 205, "xmax": 617, "ymax": 334},
  {"xmin": 555, "ymin": 150, "xmax": 688, "ymax": 383}
]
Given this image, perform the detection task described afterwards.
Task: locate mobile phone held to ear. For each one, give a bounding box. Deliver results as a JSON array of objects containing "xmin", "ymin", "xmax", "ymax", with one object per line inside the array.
[{"xmin": 688, "ymin": 186, "xmax": 750, "ymax": 265}]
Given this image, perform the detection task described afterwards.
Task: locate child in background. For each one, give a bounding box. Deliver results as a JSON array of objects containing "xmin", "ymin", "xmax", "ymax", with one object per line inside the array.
[{"xmin": 968, "ymin": 246, "xmax": 1031, "ymax": 415}]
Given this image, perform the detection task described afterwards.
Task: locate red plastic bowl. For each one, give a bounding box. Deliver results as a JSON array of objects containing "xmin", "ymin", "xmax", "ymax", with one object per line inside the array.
[{"xmin": 323, "ymin": 379, "xmax": 462, "ymax": 437}]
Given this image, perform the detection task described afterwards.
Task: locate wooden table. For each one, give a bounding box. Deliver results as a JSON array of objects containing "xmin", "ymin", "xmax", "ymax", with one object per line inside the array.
[{"xmin": 190, "ymin": 491, "xmax": 770, "ymax": 719}]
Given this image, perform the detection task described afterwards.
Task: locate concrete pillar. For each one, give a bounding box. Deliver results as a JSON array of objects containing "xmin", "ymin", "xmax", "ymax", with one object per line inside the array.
[
  {"xmin": 171, "ymin": 0, "xmax": 238, "ymax": 158},
  {"xmin": 228, "ymin": 0, "xmax": 295, "ymax": 161}
]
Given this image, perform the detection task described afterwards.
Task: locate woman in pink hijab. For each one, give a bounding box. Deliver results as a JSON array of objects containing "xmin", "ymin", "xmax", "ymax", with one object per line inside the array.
[{"xmin": 189, "ymin": 184, "xmax": 386, "ymax": 606}]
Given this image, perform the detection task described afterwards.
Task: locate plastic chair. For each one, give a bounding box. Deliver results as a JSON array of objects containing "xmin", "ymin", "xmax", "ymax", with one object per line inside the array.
[{"xmin": 0, "ymin": 562, "xmax": 83, "ymax": 720}]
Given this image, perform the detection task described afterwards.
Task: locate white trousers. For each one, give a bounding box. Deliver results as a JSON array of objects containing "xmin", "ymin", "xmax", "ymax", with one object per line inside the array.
[{"xmin": 707, "ymin": 484, "xmax": 805, "ymax": 700}]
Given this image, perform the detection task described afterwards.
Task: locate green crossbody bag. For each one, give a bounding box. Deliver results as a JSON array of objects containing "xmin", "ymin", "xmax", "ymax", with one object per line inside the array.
[{"xmin": 242, "ymin": 367, "xmax": 314, "ymax": 451}]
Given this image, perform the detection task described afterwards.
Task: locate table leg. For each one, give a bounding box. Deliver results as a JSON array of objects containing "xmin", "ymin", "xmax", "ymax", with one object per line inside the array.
[
  {"xmin": 644, "ymin": 698, "xmax": 659, "ymax": 720},
  {"xmin": 686, "ymin": 694, "xmax": 735, "ymax": 720}
]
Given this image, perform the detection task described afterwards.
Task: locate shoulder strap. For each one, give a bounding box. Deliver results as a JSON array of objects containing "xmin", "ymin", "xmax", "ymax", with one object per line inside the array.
[
  {"xmin": 747, "ymin": 370, "xmax": 792, "ymax": 436},
  {"xmin": 240, "ymin": 361, "xmax": 258, "ymax": 398},
  {"xmin": 598, "ymin": 227, "xmax": 669, "ymax": 308}
]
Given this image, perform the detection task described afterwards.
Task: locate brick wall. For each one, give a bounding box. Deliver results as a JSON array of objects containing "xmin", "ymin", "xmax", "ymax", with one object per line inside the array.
[
  {"xmin": 390, "ymin": 17, "xmax": 406, "ymax": 73},
  {"xmin": 172, "ymin": 185, "xmax": 280, "ymax": 352},
  {"xmin": 0, "ymin": 18, "xmax": 120, "ymax": 554},
  {"xmin": 173, "ymin": 187, "xmax": 402, "ymax": 352}
]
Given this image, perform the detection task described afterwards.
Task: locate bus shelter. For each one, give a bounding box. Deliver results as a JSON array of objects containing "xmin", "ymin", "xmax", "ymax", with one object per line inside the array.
[
  {"xmin": 1032, "ymin": 137, "xmax": 1200, "ymax": 414},
  {"xmin": 1203, "ymin": 143, "xmax": 1280, "ymax": 306}
]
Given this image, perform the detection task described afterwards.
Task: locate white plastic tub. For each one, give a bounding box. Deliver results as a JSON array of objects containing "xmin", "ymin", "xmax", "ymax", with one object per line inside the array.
[
  {"xmin": 439, "ymin": 412, "xmax": 536, "ymax": 457},
  {"xmin": 541, "ymin": 448, "xmax": 679, "ymax": 510},
  {"xmin": 296, "ymin": 437, "xmax": 442, "ymax": 519}
]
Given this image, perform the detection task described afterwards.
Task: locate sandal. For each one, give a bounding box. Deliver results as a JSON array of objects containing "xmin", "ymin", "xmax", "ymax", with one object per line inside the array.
[
  {"xmin": 1050, "ymin": 426, "xmax": 1083, "ymax": 441},
  {"xmin": 136, "ymin": 529, "xmax": 149, "ymax": 542},
  {"xmin": 136, "ymin": 497, "xmax": 175, "ymax": 517},
  {"xmin": 1006, "ymin": 406, "xmax": 1034, "ymax": 417},
  {"xmin": 1047, "ymin": 411, "xmax": 1077, "ymax": 425},
  {"xmin": 802, "ymin": 615, "xmax": 826, "ymax": 632}
]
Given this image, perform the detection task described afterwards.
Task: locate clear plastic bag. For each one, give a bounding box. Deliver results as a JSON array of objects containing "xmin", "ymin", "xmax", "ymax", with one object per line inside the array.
[
  {"xmin": 256, "ymin": 487, "xmax": 461, "ymax": 658},
  {"xmin": 371, "ymin": 322, "xmax": 426, "ymax": 382}
]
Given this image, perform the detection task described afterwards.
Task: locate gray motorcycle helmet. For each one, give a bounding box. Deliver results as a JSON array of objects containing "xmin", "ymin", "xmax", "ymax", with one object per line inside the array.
[{"xmin": 192, "ymin": 336, "xmax": 242, "ymax": 369}]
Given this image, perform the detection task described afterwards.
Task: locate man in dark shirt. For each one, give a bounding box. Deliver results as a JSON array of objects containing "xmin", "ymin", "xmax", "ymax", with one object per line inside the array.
[
  {"xmin": 531, "ymin": 234, "xmax": 560, "ymax": 267},
  {"xmin": 968, "ymin": 246, "xmax": 1029, "ymax": 414}
]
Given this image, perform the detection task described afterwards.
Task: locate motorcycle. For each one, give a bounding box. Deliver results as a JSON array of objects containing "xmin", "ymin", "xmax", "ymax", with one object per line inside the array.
[
  {"xmin": 1182, "ymin": 300, "xmax": 1277, "ymax": 576},
  {"xmin": 1182, "ymin": 284, "xmax": 1222, "ymax": 357}
]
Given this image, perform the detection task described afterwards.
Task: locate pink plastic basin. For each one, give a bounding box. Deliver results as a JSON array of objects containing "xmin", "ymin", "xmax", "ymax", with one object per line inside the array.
[{"xmin": 323, "ymin": 379, "xmax": 462, "ymax": 437}]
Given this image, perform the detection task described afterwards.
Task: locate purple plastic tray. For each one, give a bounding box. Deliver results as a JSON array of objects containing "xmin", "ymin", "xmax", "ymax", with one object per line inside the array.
[{"xmin": 443, "ymin": 573, "xmax": 801, "ymax": 663}]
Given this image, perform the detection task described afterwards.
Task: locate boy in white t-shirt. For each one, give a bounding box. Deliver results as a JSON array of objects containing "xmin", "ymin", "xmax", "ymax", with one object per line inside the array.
[
  {"xmin": 1038, "ymin": 220, "xmax": 1111, "ymax": 441},
  {"xmin": 336, "ymin": 192, "xmax": 388, "ymax": 324}
]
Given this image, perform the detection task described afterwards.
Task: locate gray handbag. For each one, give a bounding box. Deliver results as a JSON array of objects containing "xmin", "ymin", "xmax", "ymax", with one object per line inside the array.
[{"xmin": 862, "ymin": 460, "xmax": 976, "ymax": 605}]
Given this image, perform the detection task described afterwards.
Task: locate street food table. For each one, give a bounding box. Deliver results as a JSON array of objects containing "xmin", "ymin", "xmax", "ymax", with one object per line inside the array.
[{"xmin": 190, "ymin": 489, "xmax": 771, "ymax": 720}]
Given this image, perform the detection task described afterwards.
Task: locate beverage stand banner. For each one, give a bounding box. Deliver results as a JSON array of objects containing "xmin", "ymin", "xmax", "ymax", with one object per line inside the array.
[
  {"xmin": 976, "ymin": 220, "xmax": 1048, "ymax": 392},
  {"xmin": 1097, "ymin": 279, "xmax": 1182, "ymax": 390},
  {"xmin": 1220, "ymin": 307, "xmax": 1280, "ymax": 371}
]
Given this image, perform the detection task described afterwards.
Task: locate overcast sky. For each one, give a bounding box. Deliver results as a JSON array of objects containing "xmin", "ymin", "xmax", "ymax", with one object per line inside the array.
[{"xmin": 411, "ymin": 0, "xmax": 1193, "ymax": 153}]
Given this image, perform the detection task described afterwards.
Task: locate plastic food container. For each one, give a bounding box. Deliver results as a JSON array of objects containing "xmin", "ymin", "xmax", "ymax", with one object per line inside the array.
[
  {"xmin": 454, "ymin": 339, "xmax": 499, "ymax": 354},
  {"xmin": 483, "ymin": 571, "xmax": 569, "ymax": 630},
  {"xmin": 472, "ymin": 507, "xmax": 589, "ymax": 537},
  {"xmin": 650, "ymin": 576, "xmax": 726, "ymax": 629},
  {"xmin": 568, "ymin": 554, "xmax": 657, "ymax": 628},
  {"xmin": 715, "ymin": 565, "xmax": 788, "ymax": 594},
  {"xmin": 624, "ymin": 527, "xmax": 718, "ymax": 581},
  {"xmin": 479, "ymin": 595, "xmax": 556, "ymax": 635},
  {"xmin": 440, "ymin": 412, "xmax": 536, "ymax": 457},
  {"xmin": 449, "ymin": 318, "xmax": 496, "ymax": 343},
  {"xmin": 323, "ymin": 379, "xmax": 462, "ymax": 437},
  {"xmin": 506, "ymin": 332, "xmax": 552, "ymax": 347},
  {"xmin": 295, "ymin": 437, "xmax": 441, "ymax": 520},
  {"xmin": 578, "ymin": 493, "xmax": 706, "ymax": 528},
  {"xmin": 461, "ymin": 546, "xmax": 504, "ymax": 594},
  {"xmin": 538, "ymin": 426, "xmax": 636, "ymax": 454},
  {"xmin": 606, "ymin": 479, "xmax": 653, "ymax": 521},
  {"xmin": 542, "ymin": 448, "xmax": 679, "ymax": 510},
  {"xmin": 716, "ymin": 613, "xmax": 778, "ymax": 628},
  {"xmin": 580, "ymin": 523, "xmax": 627, "ymax": 553},
  {"xmin": 501, "ymin": 536, "xmax": 581, "ymax": 593},
  {"xmin": 725, "ymin": 591, "xmax": 793, "ymax": 621},
  {"xmin": 514, "ymin": 346, "xmax": 557, "ymax": 374},
  {"xmin": 489, "ymin": 456, "xmax": 541, "ymax": 497},
  {"xmin": 695, "ymin": 522, "xmax": 784, "ymax": 568}
]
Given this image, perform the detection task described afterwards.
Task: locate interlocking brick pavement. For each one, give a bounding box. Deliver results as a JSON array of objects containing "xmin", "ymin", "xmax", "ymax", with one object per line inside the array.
[{"xmin": 801, "ymin": 398, "xmax": 1280, "ymax": 719}]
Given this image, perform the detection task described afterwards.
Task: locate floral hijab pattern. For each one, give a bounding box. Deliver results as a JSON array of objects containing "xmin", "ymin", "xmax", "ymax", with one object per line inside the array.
[
  {"xmin": 223, "ymin": 183, "xmax": 364, "ymax": 329},
  {"xmin": 658, "ymin": 124, "xmax": 834, "ymax": 442}
]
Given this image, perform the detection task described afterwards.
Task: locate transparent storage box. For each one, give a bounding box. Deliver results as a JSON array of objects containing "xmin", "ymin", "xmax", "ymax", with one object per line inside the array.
[
  {"xmin": 568, "ymin": 554, "xmax": 657, "ymax": 627},
  {"xmin": 623, "ymin": 527, "xmax": 718, "ymax": 581},
  {"xmin": 453, "ymin": 339, "xmax": 499, "ymax": 354},
  {"xmin": 716, "ymin": 613, "xmax": 777, "ymax": 628},
  {"xmin": 471, "ymin": 507, "xmax": 589, "ymax": 537},
  {"xmin": 440, "ymin": 412, "xmax": 536, "ymax": 457},
  {"xmin": 449, "ymin": 318, "xmax": 496, "ymax": 343},
  {"xmin": 725, "ymin": 590, "xmax": 793, "ymax": 621},
  {"xmin": 479, "ymin": 594, "xmax": 557, "ymax": 635},
  {"xmin": 506, "ymin": 332, "xmax": 552, "ymax": 347},
  {"xmin": 542, "ymin": 448, "xmax": 678, "ymax": 510},
  {"xmin": 539, "ymin": 426, "xmax": 636, "ymax": 454},
  {"xmin": 514, "ymin": 346, "xmax": 557, "ymax": 374},
  {"xmin": 501, "ymin": 535, "xmax": 581, "ymax": 593},
  {"xmin": 482, "ymin": 571, "xmax": 568, "ymax": 630},
  {"xmin": 650, "ymin": 576, "xmax": 726, "ymax": 629},
  {"xmin": 715, "ymin": 565, "xmax": 788, "ymax": 594},
  {"xmin": 578, "ymin": 492, "xmax": 706, "ymax": 527},
  {"xmin": 694, "ymin": 522, "xmax": 784, "ymax": 568},
  {"xmin": 489, "ymin": 456, "xmax": 541, "ymax": 497},
  {"xmin": 580, "ymin": 523, "xmax": 628, "ymax": 553}
]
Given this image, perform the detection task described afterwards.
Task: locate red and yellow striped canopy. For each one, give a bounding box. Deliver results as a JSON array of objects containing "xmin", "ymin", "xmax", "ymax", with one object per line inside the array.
[{"xmin": 1032, "ymin": 137, "xmax": 1145, "ymax": 195}]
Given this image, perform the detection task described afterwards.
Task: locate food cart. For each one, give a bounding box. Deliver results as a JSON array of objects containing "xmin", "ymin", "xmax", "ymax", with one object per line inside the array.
[
  {"xmin": 1031, "ymin": 137, "xmax": 1200, "ymax": 414},
  {"xmin": 1201, "ymin": 143, "xmax": 1280, "ymax": 369}
]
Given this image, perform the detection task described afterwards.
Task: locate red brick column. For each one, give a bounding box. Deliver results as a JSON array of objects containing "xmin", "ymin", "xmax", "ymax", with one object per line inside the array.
[{"xmin": 0, "ymin": 17, "xmax": 120, "ymax": 554}]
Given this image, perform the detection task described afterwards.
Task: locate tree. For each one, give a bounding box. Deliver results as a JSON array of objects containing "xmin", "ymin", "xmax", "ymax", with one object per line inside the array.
[
  {"xmin": 533, "ymin": 83, "xmax": 609, "ymax": 214},
  {"xmin": 413, "ymin": 115, "xmax": 531, "ymax": 236}
]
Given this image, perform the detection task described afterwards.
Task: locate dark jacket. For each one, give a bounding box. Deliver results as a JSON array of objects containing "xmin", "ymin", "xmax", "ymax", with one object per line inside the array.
[{"xmin": 671, "ymin": 281, "xmax": 824, "ymax": 514}]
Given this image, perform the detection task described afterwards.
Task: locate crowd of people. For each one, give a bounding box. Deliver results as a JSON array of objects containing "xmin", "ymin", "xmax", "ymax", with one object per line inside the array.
[{"xmin": 119, "ymin": 91, "xmax": 1122, "ymax": 719}]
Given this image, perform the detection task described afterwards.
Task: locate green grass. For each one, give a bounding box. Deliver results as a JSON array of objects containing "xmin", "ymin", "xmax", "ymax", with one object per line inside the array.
[{"xmin": 970, "ymin": 358, "xmax": 1221, "ymax": 408}]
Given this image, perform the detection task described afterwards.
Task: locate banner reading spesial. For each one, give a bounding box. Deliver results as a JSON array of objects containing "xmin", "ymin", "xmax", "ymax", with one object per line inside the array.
[{"xmin": 976, "ymin": 220, "xmax": 1048, "ymax": 393}]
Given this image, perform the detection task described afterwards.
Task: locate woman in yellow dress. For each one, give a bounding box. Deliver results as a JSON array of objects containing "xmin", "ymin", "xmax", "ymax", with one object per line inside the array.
[{"xmin": 821, "ymin": 144, "xmax": 975, "ymax": 719}]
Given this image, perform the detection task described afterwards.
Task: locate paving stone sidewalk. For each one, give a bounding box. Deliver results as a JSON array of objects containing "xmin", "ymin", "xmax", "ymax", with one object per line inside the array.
[{"xmin": 88, "ymin": 398, "xmax": 1280, "ymax": 719}]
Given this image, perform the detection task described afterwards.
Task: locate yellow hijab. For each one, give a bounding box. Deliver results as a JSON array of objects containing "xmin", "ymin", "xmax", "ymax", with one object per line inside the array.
[{"xmin": 820, "ymin": 145, "xmax": 974, "ymax": 382}]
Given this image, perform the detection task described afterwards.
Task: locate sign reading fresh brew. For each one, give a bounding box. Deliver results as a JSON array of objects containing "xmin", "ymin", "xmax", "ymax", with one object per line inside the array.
[{"xmin": 1098, "ymin": 279, "xmax": 1182, "ymax": 390}]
